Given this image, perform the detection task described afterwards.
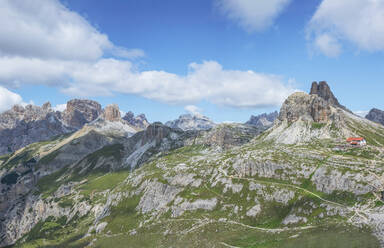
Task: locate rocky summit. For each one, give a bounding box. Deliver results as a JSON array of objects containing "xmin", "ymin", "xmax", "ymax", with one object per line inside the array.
[
  {"xmin": 0, "ymin": 100, "xmax": 147, "ymax": 156},
  {"xmin": 62, "ymin": 99, "xmax": 102, "ymax": 129},
  {"xmin": 366, "ymin": 108, "xmax": 384, "ymax": 126},
  {"xmin": 2, "ymin": 82, "xmax": 384, "ymax": 248},
  {"xmin": 165, "ymin": 114, "xmax": 216, "ymax": 131},
  {"xmin": 245, "ymin": 111, "xmax": 278, "ymax": 128},
  {"xmin": 310, "ymin": 81, "xmax": 349, "ymax": 111},
  {"xmin": 122, "ymin": 111, "xmax": 150, "ymax": 130}
]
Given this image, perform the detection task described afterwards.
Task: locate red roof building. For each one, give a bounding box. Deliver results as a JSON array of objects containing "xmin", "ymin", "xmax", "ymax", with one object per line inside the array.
[{"xmin": 346, "ymin": 137, "xmax": 366, "ymax": 146}]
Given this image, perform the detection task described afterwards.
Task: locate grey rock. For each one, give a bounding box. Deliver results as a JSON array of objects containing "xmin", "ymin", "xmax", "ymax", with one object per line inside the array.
[
  {"xmin": 165, "ymin": 114, "xmax": 216, "ymax": 131},
  {"xmin": 310, "ymin": 81, "xmax": 347, "ymax": 110},
  {"xmin": 245, "ymin": 111, "xmax": 278, "ymax": 128},
  {"xmin": 366, "ymin": 108, "xmax": 384, "ymax": 126},
  {"xmin": 122, "ymin": 111, "xmax": 150, "ymax": 130},
  {"xmin": 62, "ymin": 99, "xmax": 102, "ymax": 129}
]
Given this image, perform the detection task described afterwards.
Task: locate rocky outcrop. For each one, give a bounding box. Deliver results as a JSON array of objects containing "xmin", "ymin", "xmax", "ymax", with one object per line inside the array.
[
  {"xmin": 193, "ymin": 123, "xmax": 264, "ymax": 149},
  {"xmin": 245, "ymin": 111, "xmax": 278, "ymax": 128},
  {"xmin": 0, "ymin": 99, "xmax": 105, "ymax": 155},
  {"xmin": 165, "ymin": 114, "xmax": 216, "ymax": 131},
  {"xmin": 123, "ymin": 122, "xmax": 194, "ymax": 169},
  {"xmin": 278, "ymin": 92, "xmax": 333, "ymax": 124},
  {"xmin": 122, "ymin": 111, "xmax": 149, "ymax": 130},
  {"xmin": 62, "ymin": 99, "xmax": 102, "ymax": 129},
  {"xmin": 265, "ymin": 83, "xmax": 354, "ymax": 144},
  {"xmin": 102, "ymin": 104, "xmax": 121, "ymax": 122},
  {"xmin": 366, "ymin": 108, "xmax": 384, "ymax": 126},
  {"xmin": 0, "ymin": 103, "xmax": 70, "ymax": 155},
  {"xmin": 310, "ymin": 81, "xmax": 348, "ymax": 111}
]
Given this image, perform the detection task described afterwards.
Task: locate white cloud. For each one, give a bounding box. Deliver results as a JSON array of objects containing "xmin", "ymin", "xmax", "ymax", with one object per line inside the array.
[
  {"xmin": 313, "ymin": 33, "xmax": 341, "ymax": 57},
  {"xmin": 0, "ymin": 0, "xmax": 143, "ymax": 60},
  {"xmin": 0, "ymin": 57, "xmax": 295, "ymax": 108},
  {"xmin": 216, "ymin": 0, "xmax": 292, "ymax": 32},
  {"xmin": 53, "ymin": 103, "xmax": 67, "ymax": 112},
  {"xmin": 185, "ymin": 105, "xmax": 202, "ymax": 116},
  {"xmin": 0, "ymin": 0, "xmax": 296, "ymax": 110},
  {"xmin": 307, "ymin": 0, "xmax": 384, "ymax": 56},
  {"xmin": 0, "ymin": 86, "xmax": 23, "ymax": 112}
]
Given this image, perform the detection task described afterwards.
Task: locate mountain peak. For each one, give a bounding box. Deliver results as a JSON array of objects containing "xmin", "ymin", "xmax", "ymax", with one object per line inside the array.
[
  {"xmin": 309, "ymin": 81, "xmax": 347, "ymax": 110},
  {"xmin": 62, "ymin": 99, "xmax": 102, "ymax": 129},
  {"xmin": 366, "ymin": 108, "xmax": 384, "ymax": 126},
  {"xmin": 122, "ymin": 111, "xmax": 149, "ymax": 130},
  {"xmin": 278, "ymin": 91, "xmax": 333, "ymax": 124},
  {"xmin": 165, "ymin": 113, "xmax": 216, "ymax": 131},
  {"xmin": 103, "ymin": 104, "xmax": 121, "ymax": 122},
  {"xmin": 245, "ymin": 111, "xmax": 278, "ymax": 128}
]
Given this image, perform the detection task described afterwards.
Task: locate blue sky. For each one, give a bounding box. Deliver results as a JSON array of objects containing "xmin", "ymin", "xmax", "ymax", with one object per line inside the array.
[{"xmin": 0, "ymin": 0, "xmax": 383, "ymax": 122}]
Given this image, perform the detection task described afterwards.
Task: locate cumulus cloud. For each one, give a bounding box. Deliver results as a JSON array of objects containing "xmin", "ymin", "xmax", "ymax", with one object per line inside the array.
[
  {"xmin": 0, "ymin": 86, "xmax": 23, "ymax": 112},
  {"xmin": 0, "ymin": 0, "xmax": 143, "ymax": 60},
  {"xmin": 0, "ymin": 0, "xmax": 295, "ymax": 110},
  {"xmin": 216, "ymin": 0, "xmax": 292, "ymax": 32},
  {"xmin": 0, "ymin": 57, "xmax": 295, "ymax": 108},
  {"xmin": 185, "ymin": 105, "xmax": 202, "ymax": 116},
  {"xmin": 307, "ymin": 0, "xmax": 384, "ymax": 56}
]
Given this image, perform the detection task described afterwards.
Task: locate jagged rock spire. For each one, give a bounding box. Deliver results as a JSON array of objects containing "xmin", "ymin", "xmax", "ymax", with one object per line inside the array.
[{"xmin": 309, "ymin": 81, "xmax": 347, "ymax": 110}]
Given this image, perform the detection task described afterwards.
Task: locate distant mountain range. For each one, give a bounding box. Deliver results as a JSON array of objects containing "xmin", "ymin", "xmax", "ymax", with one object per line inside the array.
[
  {"xmin": 0, "ymin": 100, "xmax": 149, "ymax": 155},
  {"xmin": 2, "ymin": 81, "xmax": 384, "ymax": 247}
]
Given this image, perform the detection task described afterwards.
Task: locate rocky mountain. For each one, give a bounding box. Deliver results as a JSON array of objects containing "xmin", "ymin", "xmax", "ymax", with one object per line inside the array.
[
  {"xmin": 165, "ymin": 114, "xmax": 216, "ymax": 131},
  {"xmin": 310, "ymin": 81, "xmax": 347, "ymax": 110},
  {"xmin": 263, "ymin": 83, "xmax": 381, "ymax": 145},
  {"xmin": 122, "ymin": 111, "xmax": 150, "ymax": 130},
  {"xmin": 0, "ymin": 100, "xmax": 146, "ymax": 156},
  {"xmin": 0, "ymin": 103, "xmax": 72, "ymax": 155},
  {"xmin": 245, "ymin": 111, "xmax": 278, "ymax": 128},
  {"xmin": 366, "ymin": 108, "xmax": 384, "ymax": 126},
  {"xmin": 61, "ymin": 99, "xmax": 102, "ymax": 129},
  {"xmin": 2, "ymin": 82, "xmax": 384, "ymax": 248}
]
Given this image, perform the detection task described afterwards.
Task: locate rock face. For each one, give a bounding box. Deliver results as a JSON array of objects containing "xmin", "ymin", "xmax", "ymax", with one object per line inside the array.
[
  {"xmin": 193, "ymin": 123, "xmax": 264, "ymax": 149},
  {"xmin": 0, "ymin": 99, "xmax": 124, "ymax": 155},
  {"xmin": 62, "ymin": 99, "xmax": 102, "ymax": 129},
  {"xmin": 103, "ymin": 104, "xmax": 121, "ymax": 122},
  {"xmin": 122, "ymin": 111, "xmax": 150, "ymax": 130},
  {"xmin": 265, "ymin": 83, "xmax": 353, "ymax": 144},
  {"xmin": 278, "ymin": 92, "xmax": 333, "ymax": 124},
  {"xmin": 366, "ymin": 108, "xmax": 384, "ymax": 126},
  {"xmin": 310, "ymin": 81, "xmax": 347, "ymax": 110},
  {"xmin": 165, "ymin": 114, "xmax": 216, "ymax": 131},
  {"xmin": 245, "ymin": 111, "xmax": 278, "ymax": 128},
  {"xmin": 123, "ymin": 122, "xmax": 194, "ymax": 169},
  {"xmin": 0, "ymin": 103, "xmax": 70, "ymax": 155}
]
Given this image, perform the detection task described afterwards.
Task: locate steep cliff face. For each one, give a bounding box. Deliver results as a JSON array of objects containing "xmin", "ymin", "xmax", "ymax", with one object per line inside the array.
[
  {"xmin": 264, "ymin": 82, "xmax": 382, "ymax": 145},
  {"xmin": 278, "ymin": 92, "xmax": 334, "ymax": 124},
  {"xmin": 0, "ymin": 103, "xmax": 70, "ymax": 155},
  {"xmin": 245, "ymin": 111, "xmax": 278, "ymax": 128},
  {"xmin": 310, "ymin": 81, "xmax": 348, "ymax": 111},
  {"xmin": 165, "ymin": 114, "xmax": 216, "ymax": 131},
  {"xmin": 102, "ymin": 104, "xmax": 121, "ymax": 122},
  {"xmin": 0, "ymin": 100, "xmax": 137, "ymax": 155},
  {"xmin": 366, "ymin": 108, "xmax": 384, "ymax": 126},
  {"xmin": 122, "ymin": 111, "xmax": 149, "ymax": 130},
  {"xmin": 62, "ymin": 99, "xmax": 102, "ymax": 129}
]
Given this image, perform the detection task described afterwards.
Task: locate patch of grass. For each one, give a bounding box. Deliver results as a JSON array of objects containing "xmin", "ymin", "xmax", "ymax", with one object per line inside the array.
[
  {"xmin": 58, "ymin": 197, "xmax": 74, "ymax": 208},
  {"xmin": 311, "ymin": 122, "xmax": 326, "ymax": 129},
  {"xmin": 79, "ymin": 169, "xmax": 130, "ymax": 195},
  {"xmin": 103, "ymin": 195, "xmax": 141, "ymax": 234},
  {"xmin": 35, "ymin": 167, "xmax": 68, "ymax": 198}
]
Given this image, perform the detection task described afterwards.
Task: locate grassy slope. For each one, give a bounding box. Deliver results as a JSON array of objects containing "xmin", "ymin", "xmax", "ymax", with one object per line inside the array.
[{"xmin": 11, "ymin": 135, "xmax": 384, "ymax": 248}]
